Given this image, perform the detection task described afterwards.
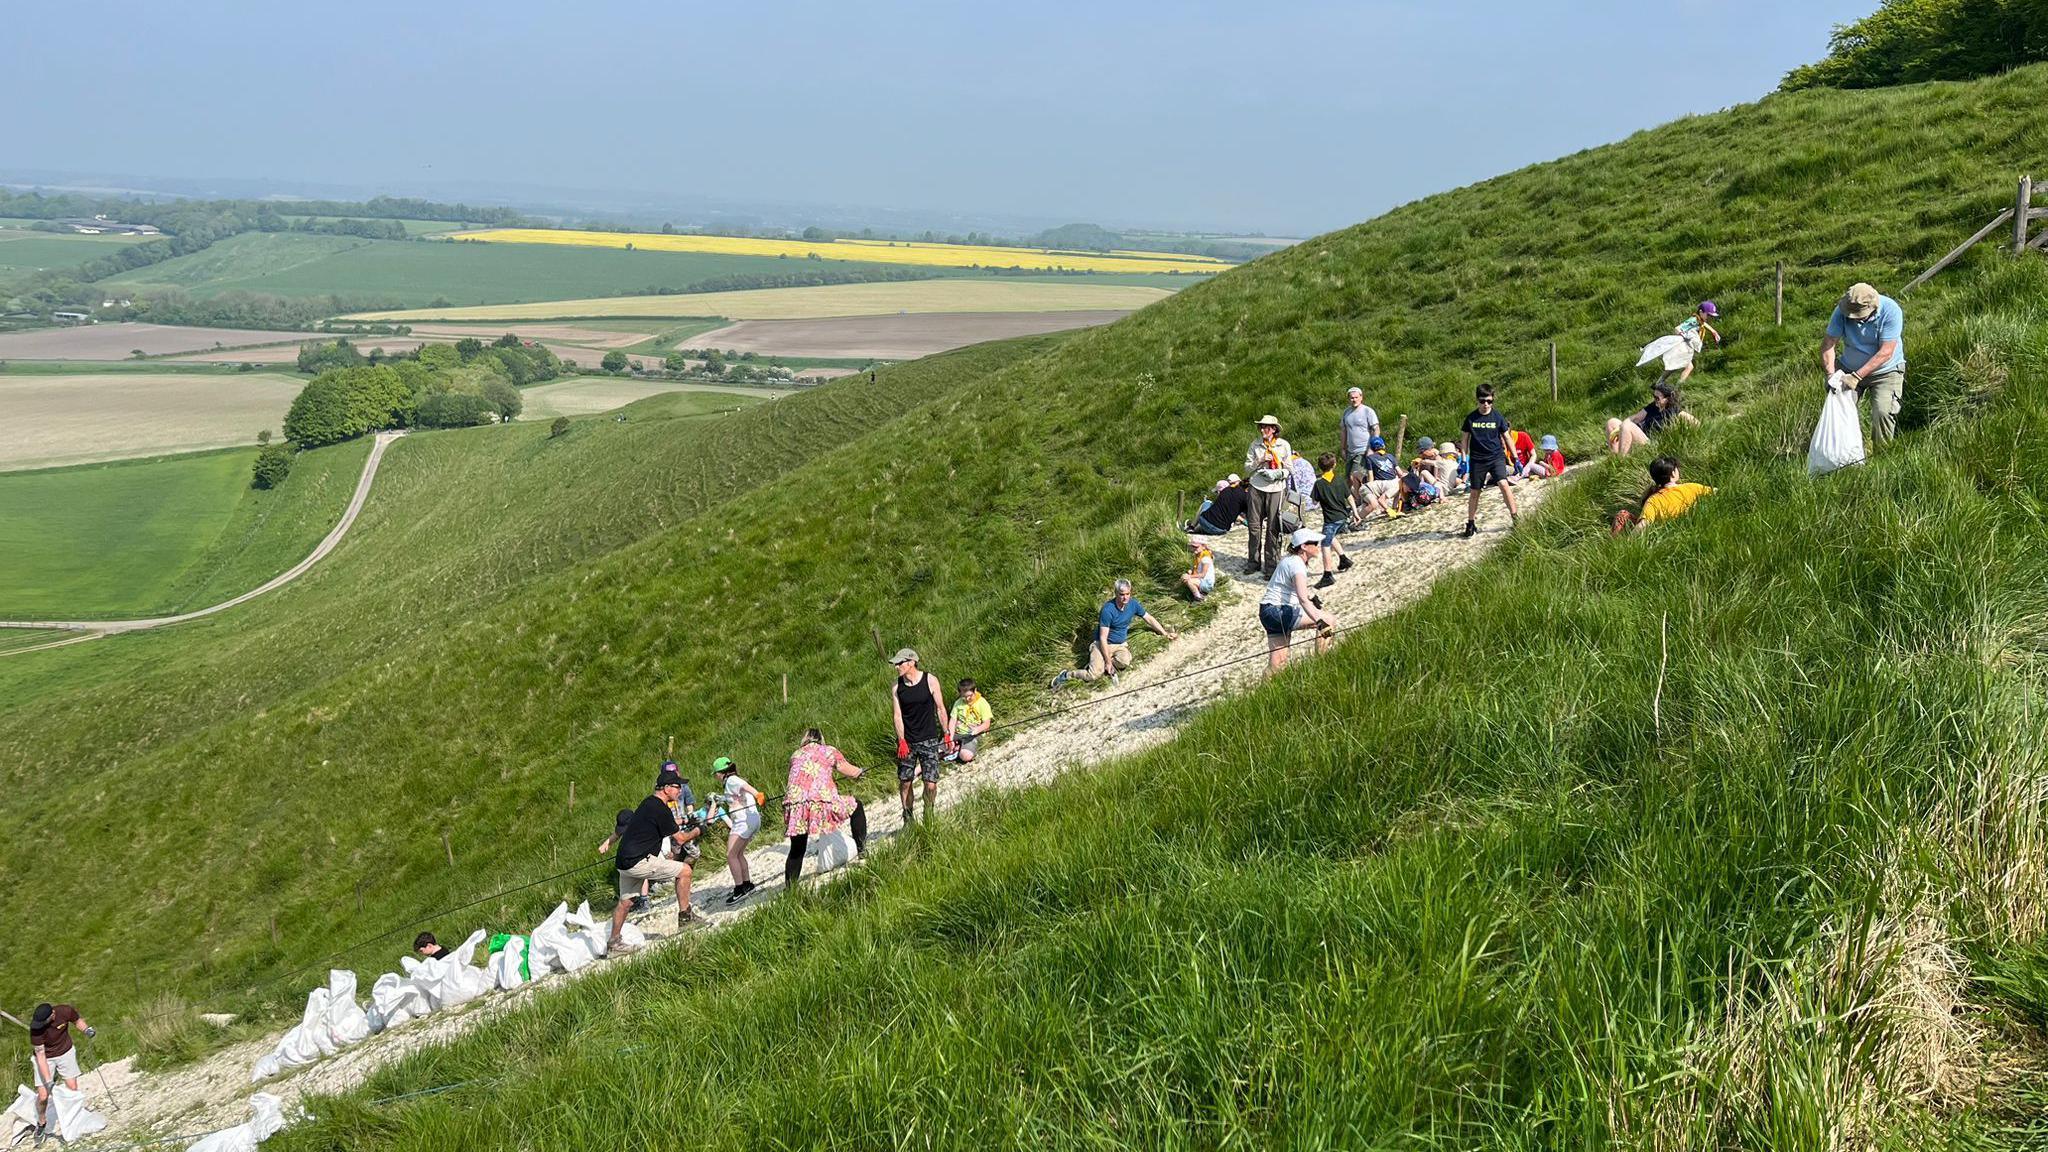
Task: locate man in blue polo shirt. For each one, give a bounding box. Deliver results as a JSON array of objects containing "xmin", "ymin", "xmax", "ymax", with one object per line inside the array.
[
  {"xmin": 1052, "ymin": 578, "xmax": 1179, "ymax": 689},
  {"xmin": 1823, "ymin": 282, "xmax": 1906, "ymax": 446}
]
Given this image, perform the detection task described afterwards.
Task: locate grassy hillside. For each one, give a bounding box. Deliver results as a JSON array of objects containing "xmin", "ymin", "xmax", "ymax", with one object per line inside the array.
[
  {"xmin": 104, "ymin": 232, "xmax": 930, "ymax": 307},
  {"xmin": 285, "ymin": 261, "xmax": 2048, "ymax": 1151},
  {"xmin": 0, "ymin": 439, "xmax": 366, "ymax": 618},
  {"xmin": 8, "ymin": 65, "xmax": 2048, "ymax": 1144},
  {"xmin": 0, "ymin": 224, "xmax": 153, "ymax": 289}
]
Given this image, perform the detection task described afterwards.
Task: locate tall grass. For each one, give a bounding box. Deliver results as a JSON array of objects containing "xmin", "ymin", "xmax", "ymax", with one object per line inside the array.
[{"xmin": 277, "ymin": 262, "xmax": 2048, "ymax": 1150}]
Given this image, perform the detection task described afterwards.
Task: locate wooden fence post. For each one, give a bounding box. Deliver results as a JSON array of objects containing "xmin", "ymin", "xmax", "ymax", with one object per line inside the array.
[
  {"xmin": 1775, "ymin": 261, "xmax": 1784, "ymax": 327},
  {"xmin": 2018, "ymin": 175, "xmax": 2033, "ymax": 255},
  {"xmin": 1548, "ymin": 342, "xmax": 1558, "ymax": 402},
  {"xmin": 568, "ymin": 779, "xmax": 575, "ymax": 810},
  {"xmin": 442, "ymin": 831, "xmax": 454, "ymax": 867},
  {"xmin": 1392, "ymin": 415, "xmax": 1408, "ymax": 464},
  {"xmin": 782, "ymin": 672, "xmax": 789, "ymax": 703},
  {"xmin": 269, "ymin": 914, "xmax": 280, "ymax": 946},
  {"xmin": 870, "ymin": 624, "xmax": 886, "ymax": 658},
  {"xmin": 1177, "ymin": 490, "xmax": 1185, "ymax": 527}
]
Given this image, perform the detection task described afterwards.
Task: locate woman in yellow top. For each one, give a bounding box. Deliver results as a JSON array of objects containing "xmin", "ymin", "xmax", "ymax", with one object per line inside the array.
[
  {"xmin": 1635, "ymin": 456, "xmax": 1714, "ymax": 527},
  {"xmin": 1180, "ymin": 541, "xmax": 1216, "ymax": 602}
]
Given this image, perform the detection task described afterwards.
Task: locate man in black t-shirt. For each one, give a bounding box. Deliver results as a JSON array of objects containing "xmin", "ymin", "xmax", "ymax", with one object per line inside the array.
[
  {"xmin": 28, "ymin": 1001, "xmax": 93, "ymax": 1132},
  {"xmin": 609, "ymin": 767, "xmax": 702, "ymax": 950},
  {"xmin": 1458, "ymin": 386, "xmax": 1521, "ymax": 539}
]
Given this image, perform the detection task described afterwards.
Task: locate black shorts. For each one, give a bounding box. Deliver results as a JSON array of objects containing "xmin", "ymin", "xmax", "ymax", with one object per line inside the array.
[{"xmin": 1469, "ymin": 454, "xmax": 1511, "ymax": 490}]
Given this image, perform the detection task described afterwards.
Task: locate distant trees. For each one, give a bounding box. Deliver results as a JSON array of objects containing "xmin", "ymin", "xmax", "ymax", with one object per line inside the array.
[
  {"xmin": 1782, "ymin": 0, "xmax": 2048, "ymax": 90},
  {"xmin": 549, "ymin": 416, "xmax": 571, "ymax": 438},
  {"xmin": 663, "ymin": 351, "xmax": 689, "ymax": 373},
  {"xmin": 481, "ymin": 377, "xmax": 523, "ymax": 422},
  {"xmin": 297, "ymin": 337, "xmax": 365, "ymax": 374},
  {"xmin": 284, "ymin": 365, "xmax": 420, "ymax": 447},
  {"xmin": 601, "ymin": 350, "xmax": 629, "ymax": 373},
  {"xmin": 280, "ymin": 339, "xmax": 555, "ymax": 444}
]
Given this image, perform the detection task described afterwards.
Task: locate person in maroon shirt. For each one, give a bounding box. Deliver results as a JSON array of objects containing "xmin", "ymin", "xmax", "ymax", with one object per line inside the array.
[{"xmin": 28, "ymin": 1001, "xmax": 93, "ymax": 1132}]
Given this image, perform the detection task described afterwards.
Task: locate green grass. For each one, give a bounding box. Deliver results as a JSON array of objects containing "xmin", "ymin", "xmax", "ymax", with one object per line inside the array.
[
  {"xmin": 0, "ymin": 225, "xmax": 154, "ymax": 288},
  {"xmin": 0, "ymin": 359, "xmax": 261, "ymax": 375},
  {"xmin": 0, "ymin": 439, "xmax": 368, "ymax": 618},
  {"xmin": 106, "ymin": 232, "xmax": 932, "ymax": 308},
  {"xmin": 8, "ymin": 63, "xmax": 2048, "ymax": 1144}
]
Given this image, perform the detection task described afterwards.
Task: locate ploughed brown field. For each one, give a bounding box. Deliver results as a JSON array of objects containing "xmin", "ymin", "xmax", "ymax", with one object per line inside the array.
[
  {"xmin": 0, "ymin": 323, "xmax": 322, "ymax": 360},
  {"xmin": 0, "ymin": 372, "xmax": 305, "ymax": 470},
  {"xmin": 687, "ymin": 310, "xmax": 1131, "ymax": 360}
]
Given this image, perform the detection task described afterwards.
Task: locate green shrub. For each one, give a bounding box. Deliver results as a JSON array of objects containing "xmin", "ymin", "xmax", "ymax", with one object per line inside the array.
[
  {"xmin": 1782, "ymin": 0, "xmax": 2048, "ymax": 90},
  {"xmin": 601, "ymin": 349, "xmax": 628, "ymax": 373},
  {"xmin": 250, "ymin": 442, "xmax": 294, "ymax": 489},
  {"xmin": 282, "ymin": 365, "xmax": 421, "ymax": 447},
  {"xmin": 548, "ymin": 415, "xmax": 570, "ymax": 439},
  {"xmin": 415, "ymin": 391, "xmax": 494, "ymax": 428}
]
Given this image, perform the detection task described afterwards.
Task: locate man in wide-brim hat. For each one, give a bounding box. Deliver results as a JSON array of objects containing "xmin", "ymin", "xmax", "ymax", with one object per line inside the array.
[{"xmin": 1823, "ymin": 281, "xmax": 1906, "ymax": 447}]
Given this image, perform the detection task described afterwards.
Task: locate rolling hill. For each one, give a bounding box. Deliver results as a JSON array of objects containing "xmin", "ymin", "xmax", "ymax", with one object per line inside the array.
[{"xmin": 9, "ymin": 62, "xmax": 2048, "ymax": 1148}]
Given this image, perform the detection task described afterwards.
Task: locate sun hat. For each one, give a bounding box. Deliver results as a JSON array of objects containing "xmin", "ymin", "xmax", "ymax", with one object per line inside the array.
[
  {"xmin": 31, "ymin": 1004, "xmax": 53, "ymax": 1031},
  {"xmin": 1540, "ymin": 434, "xmax": 1559, "ymax": 451},
  {"xmin": 1213, "ymin": 479, "xmax": 1228, "ymax": 492},
  {"xmin": 713, "ymin": 757, "xmax": 737, "ymax": 775},
  {"xmin": 655, "ymin": 767, "xmax": 685, "ymax": 790},
  {"xmin": 1842, "ymin": 282, "xmax": 1880, "ymax": 320},
  {"xmin": 1226, "ymin": 472, "xmax": 1242, "ymax": 485},
  {"xmin": 1698, "ymin": 300, "xmax": 1719, "ymax": 317},
  {"xmin": 1288, "ymin": 527, "xmax": 1320, "ymax": 550},
  {"xmin": 1256, "ymin": 414, "xmax": 1281, "ymax": 429},
  {"xmin": 1417, "ymin": 436, "xmax": 1434, "ymax": 451},
  {"xmin": 889, "ymin": 647, "xmax": 919, "ymax": 666},
  {"xmin": 1368, "ymin": 435, "xmax": 1386, "ymax": 449}
]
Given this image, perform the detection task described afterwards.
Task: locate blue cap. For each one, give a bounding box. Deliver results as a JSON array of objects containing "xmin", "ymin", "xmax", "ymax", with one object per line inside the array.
[
  {"xmin": 1540, "ymin": 434, "xmax": 1558, "ymax": 451},
  {"xmin": 1368, "ymin": 436, "xmax": 1385, "ymax": 450},
  {"xmin": 1417, "ymin": 436, "xmax": 1435, "ymax": 451}
]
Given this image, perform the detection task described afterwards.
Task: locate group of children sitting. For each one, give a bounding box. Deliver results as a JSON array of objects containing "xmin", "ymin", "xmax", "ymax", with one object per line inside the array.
[{"xmin": 1392, "ymin": 429, "xmax": 1566, "ymax": 511}]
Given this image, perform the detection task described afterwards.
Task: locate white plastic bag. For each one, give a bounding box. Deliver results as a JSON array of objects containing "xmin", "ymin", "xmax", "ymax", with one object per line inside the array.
[
  {"xmin": 8, "ymin": 1082, "xmax": 110, "ymax": 1142},
  {"xmin": 366, "ymin": 970, "xmax": 429, "ymax": 1033},
  {"xmin": 486, "ymin": 934, "xmax": 533, "ymax": 991},
  {"xmin": 401, "ymin": 930, "xmax": 493, "ymax": 1011},
  {"xmin": 186, "ymin": 1092, "xmax": 286, "ymax": 1152},
  {"xmin": 1636, "ymin": 333, "xmax": 1696, "ymax": 371},
  {"xmin": 526, "ymin": 902, "xmax": 572, "ymax": 975},
  {"xmin": 551, "ymin": 903, "xmax": 608, "ymax": 971},
  {"xmin": 1808, "ymin": 373, "xmax": 1866, "ymax": 476},
  {"xmin": 251, "ymin": 982, "xmax": 335, "ymax": 1082}
]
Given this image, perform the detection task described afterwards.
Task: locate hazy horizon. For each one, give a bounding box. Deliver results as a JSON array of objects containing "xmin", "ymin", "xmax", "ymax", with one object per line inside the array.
[{"xmin": 2, "ymin": 1, "xmax": 1873, "ymax": 236}]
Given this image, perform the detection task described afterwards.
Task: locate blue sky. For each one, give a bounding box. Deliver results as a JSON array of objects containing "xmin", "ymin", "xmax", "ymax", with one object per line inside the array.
[{"xmin": 0, "ymin": 1, "xmax": 1875, "ymax": 234}]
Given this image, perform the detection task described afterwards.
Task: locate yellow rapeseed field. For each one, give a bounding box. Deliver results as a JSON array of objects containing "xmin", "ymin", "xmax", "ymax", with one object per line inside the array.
[{"xmin": 454, "ymin": 228, "xmax": 1233, "ymax": 275}]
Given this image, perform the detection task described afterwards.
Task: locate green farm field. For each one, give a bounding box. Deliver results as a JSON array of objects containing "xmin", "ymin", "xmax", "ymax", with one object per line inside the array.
[
  {"xmin": 517, "ymin": 378, "xmax": 778, "ymax": 421},
  {"xmin": 0, "ymin": 224, "xmax": 154, "ymax": 286},
  {"xmin": 8, "ymin": 61, "xmax": 2048, "ymax": 1148},
  {"xmin": 0, "ymin": 439, "xmax": 368, "ymax": 619},
  {"xmin": 102, "ymin": 231, "xmax": 1176, "ymax": 309}
]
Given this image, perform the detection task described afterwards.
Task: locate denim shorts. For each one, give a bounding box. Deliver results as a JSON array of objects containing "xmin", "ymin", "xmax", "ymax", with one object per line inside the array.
[
  {"xmin": 1321, "ymin": 518, "xmax": 1349, "ymax": 546},
  {"xmin": 1258, "ymin": 603, "xmax": 1300, "ymax": 636}
]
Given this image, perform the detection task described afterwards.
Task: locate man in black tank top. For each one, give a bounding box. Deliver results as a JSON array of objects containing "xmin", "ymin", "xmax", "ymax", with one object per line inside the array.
[{"xmin": 889, "ymin": 648, "xmax": 953, "ymax": 825}]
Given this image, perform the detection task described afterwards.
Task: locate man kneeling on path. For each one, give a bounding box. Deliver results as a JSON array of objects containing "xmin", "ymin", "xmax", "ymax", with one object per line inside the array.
[
  {"xmin": 28, "ymin": 1001, "xmax": 93, "ymax": 1137},
  {"xmin": 610, "ymin": 765, "xmax": 702, "ymax": 949},
  {"xmin": 1053, "ymin": 579, "xmax": 1179, "ymax": 690}
]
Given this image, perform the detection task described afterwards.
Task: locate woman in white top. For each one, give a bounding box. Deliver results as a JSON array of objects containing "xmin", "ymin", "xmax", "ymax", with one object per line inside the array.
[
  {"xmin": 713, "ymin": 757, "xmax": 766, "ymax": 904},
  {"xmin": 1258, "ymin": 528, "xmax": 1337, "ymax": 672}
]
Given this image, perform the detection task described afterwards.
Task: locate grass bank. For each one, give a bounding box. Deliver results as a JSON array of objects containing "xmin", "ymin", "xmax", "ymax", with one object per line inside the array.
[{"xmin": 280, "ymin": 259, "xmax": 2048, "ymax": 1151}]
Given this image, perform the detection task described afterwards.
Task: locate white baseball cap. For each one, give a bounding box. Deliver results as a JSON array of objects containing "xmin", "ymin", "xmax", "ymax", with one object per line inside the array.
[{"xmin": 1289, "ymin": 528, "xmax": 1320, "ymax": 550}]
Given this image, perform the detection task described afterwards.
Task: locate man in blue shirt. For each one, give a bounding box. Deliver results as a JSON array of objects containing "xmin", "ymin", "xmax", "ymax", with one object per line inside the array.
[
  {"xmin": 1823, "ymin": 282, "xmax": 1906, "ymax": 446},
  {"xmin": 1051, "ymin": 578, "xmax": 1178, "ymax": 689}
]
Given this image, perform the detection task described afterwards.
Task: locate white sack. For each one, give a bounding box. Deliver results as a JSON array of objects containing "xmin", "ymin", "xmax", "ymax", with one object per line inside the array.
[
  {"xmin": 1808, "ymin": 372, "xmax": 1866, "ymax": 476},
  {"xmin": 322, "ymin": 970, "xmax": 371, "ymax": 1047},
  {"xmin": 366, "ymin": 970, "xmax": 429, "ymax": 1034},
  {"xmin": 486, "ymin": 934, "xmax": 533, "ymax": 991},
  {"xmin": 7, "ymin": 1083, "xmax": 109, "ymax": 1142},
  {"xmin": 810, "ymin": 827, "xmax": 861, "ymax": 873},
  {"xmin": 1636, "ymin": 332, "xmax": 1699, "ymax": 371},
  {"xmin": 251, "ymin": 982, "xmax": 336, "ymax": 1082},
  {"xmin": 401, "ymin": 929, "xmax": 493, "ymax": 1011},
  {"xmin": 551, "ymin": 902, "xmax": 608, "ymax": 970},
  {"xmin": 526, "ymin": 903, "xmax": 572, "ymax": 975},
  {"xmin": 186, "ymin": 1092, "xmax": 286, "ymax": 1152}
]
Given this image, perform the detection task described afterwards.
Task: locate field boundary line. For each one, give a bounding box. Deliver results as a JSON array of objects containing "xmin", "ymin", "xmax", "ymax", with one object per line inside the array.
[{"xmin": 0, "ymin": 429, "xmax": 403, "ymax": 643}]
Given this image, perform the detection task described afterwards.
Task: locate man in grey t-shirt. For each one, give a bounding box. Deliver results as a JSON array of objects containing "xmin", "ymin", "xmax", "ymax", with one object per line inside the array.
[{"xmin": 1340, "ymin": 387, "xmax": 1380, "ymax": 477}]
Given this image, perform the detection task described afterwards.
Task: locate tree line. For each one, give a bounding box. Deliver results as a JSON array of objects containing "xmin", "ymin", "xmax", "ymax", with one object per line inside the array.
[
  {"xmin": 1781, "ymin": 0, "xmax": 2048, "ymax": 90},
  {"xmin": 280, "ymin": 336, "xmax": 557, "ymax": 454}
]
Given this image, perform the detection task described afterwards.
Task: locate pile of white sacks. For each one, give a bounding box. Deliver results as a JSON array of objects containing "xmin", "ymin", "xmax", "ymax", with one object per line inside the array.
[{"xmin": 252, "ymin": 901, "xmax": 641, "ymax": 1083}]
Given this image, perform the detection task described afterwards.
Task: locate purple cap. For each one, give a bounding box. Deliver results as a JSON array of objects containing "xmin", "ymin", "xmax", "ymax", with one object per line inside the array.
[{"xmin": 1699, "ymin": 300, "xmax": 1718, "ymax": 317}]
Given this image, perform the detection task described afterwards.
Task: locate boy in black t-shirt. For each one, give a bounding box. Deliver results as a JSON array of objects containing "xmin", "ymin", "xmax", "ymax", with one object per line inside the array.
[{"xmin": 1458, "ymin": 386, "xmax": 1521, "ymax": 538}]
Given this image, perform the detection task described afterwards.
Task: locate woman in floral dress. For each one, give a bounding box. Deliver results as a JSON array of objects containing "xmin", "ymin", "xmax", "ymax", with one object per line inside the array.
[{"xmin": 783, "ymin": 728, "xmax": 869, "ymax": 889}]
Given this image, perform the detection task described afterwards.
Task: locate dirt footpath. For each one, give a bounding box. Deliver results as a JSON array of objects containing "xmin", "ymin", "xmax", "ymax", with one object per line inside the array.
[{"xmin": 79, "ymin": 477, "xmax": 1554, "ymax": 1147}]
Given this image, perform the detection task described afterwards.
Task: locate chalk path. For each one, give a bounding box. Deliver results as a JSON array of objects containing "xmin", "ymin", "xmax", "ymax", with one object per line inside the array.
[{"xmin": 75, "ymin": 476, "xmax": 1554, "ymax": 1146}]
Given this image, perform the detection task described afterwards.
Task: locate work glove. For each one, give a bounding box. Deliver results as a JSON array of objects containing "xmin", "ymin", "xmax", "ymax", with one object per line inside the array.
[{"xmin": 897, "ymin": 737, "xmax": 911, "ymax": 759}]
